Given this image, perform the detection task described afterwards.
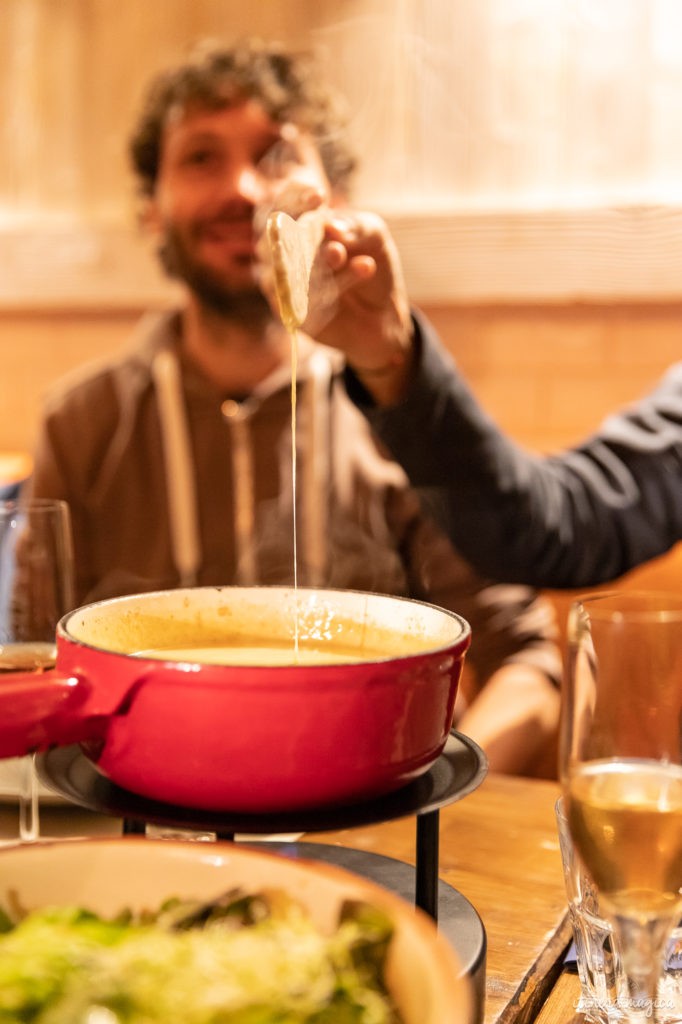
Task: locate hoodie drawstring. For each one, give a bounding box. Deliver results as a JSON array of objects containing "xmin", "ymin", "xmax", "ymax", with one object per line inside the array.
[
  {"xmin": 152, "ymin": 350, "xmax": 201, "ymax": 586},
  {"xmin": 152, "ymin": 345, "xmax": 333, "ymax": 589}
]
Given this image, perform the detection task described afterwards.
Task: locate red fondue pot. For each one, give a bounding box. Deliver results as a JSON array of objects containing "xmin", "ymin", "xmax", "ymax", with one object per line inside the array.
[{"xmin": 0, "ymin": 586, "xmax": 471, "ymax": 812}]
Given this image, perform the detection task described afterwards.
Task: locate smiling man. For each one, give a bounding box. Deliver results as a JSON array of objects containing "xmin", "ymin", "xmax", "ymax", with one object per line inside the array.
[{"xmin": 25, "ymin": 39, "xmax": 564, "ymax": 775}]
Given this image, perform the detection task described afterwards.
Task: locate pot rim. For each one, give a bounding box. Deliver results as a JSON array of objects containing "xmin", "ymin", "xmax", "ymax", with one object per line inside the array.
[{"xmin": 58, "ymin": 584, "xmax": 472, "ymax": 665}]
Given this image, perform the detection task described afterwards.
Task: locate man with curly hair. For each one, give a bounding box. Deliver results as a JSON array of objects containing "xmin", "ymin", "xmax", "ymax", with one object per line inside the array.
[{"xmin": 27, "ymin": 39, "xmax": 562, "ymax": 774}]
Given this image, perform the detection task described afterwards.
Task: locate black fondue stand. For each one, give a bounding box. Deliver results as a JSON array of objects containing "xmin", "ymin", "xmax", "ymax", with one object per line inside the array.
[{"xmin": 39, "ymin": 731, "xmax": 488, "ymax": 1021}]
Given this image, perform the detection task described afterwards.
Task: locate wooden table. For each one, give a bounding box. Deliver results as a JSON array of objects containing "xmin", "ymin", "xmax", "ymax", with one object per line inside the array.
[
  {"xmin": 306, "ymin": 772, "xmax": 573, "ymax": 1024},
  {"xmin": 0, "ymin": 771, "xmax": 576, "ymax": 1024},
  {"xmin": 535, "ymin": 973, "xmax": 585, "ymax": 1024}
]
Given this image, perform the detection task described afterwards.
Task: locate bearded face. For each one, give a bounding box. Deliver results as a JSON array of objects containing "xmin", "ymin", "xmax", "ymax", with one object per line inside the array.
[
  {"xmin": 147, "ymin": 98, "xmax": 331, "ymax": 319},
  {"xmin": 158, "ymin": 219, "xmax": 272, "ymax": 319}
]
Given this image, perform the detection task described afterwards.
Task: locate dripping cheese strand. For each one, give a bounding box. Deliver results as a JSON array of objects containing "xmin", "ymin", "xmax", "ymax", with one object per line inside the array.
[
  {"xmin": 265, "ymin": 209, "xmax": 324, "ymax": 662},
  {"xmin": 290, "ymin": 326, "xmax": 299, "ymax": 658}
]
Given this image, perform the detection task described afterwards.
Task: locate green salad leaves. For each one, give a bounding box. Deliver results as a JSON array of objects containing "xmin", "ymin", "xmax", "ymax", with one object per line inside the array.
[{"xmin": 0, "ymin": 889, "xmax": 402, "ymax": 1023}]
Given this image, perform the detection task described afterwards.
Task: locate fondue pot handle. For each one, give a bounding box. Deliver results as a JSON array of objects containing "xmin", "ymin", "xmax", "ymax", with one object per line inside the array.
[{"xmin": 0, "ymin": 670, "xmax": 97, "ymax": 758}]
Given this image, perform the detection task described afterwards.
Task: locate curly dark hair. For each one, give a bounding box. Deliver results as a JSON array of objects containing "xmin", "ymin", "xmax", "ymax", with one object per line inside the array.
[{"xmin": 128, "ymin": 38, "xmax": 357, "ymax": 197}]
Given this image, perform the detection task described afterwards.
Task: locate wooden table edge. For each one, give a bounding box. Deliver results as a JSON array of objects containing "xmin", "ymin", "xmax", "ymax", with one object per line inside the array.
[{"xmin": 494, "ymin": 911, "xmax": 573, "ymax": 1024}]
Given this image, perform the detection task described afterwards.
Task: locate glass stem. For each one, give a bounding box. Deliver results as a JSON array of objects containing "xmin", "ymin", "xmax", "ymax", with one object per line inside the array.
[
  {"xmin": 18, "ymin": 754, "xmax": 40, "ymax": 843},
  {"xmin": 613, "ymin": 914, "xmax": 675, "ymax": 1023}
]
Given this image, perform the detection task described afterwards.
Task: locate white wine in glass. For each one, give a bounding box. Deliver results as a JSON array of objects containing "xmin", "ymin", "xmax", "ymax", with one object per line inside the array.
[
  {"xmin": 0, "ymin": 499, "xmax": 75, "ymax": 842},
  {"xmin": 562, "ymin": 592, "xmax": 682, "ymax": 1023}
]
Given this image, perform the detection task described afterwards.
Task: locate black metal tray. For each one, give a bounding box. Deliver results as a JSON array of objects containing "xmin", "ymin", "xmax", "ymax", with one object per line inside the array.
[{"xmin": 37, "ymin": 731, "xmax": 486, "ymax": 834}]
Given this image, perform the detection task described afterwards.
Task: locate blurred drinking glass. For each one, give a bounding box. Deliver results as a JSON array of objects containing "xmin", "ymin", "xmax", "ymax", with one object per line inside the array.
[
  {"xmin": 561, "ymin": 591, "xmax": 682, "ymax": 1024},
  {"xmin": 0, "ymin": 499, "xmax": 75, "ymax": 841}
]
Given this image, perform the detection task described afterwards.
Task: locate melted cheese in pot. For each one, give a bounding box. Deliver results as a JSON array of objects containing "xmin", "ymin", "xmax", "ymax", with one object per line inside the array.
[{"xmin": 134, "ymin": 643, "xmax": 385, "ymax": 666}]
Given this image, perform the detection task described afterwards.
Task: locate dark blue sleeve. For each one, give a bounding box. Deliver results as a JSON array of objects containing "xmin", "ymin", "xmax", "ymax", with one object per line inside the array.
[{"xmin": 345, "ymin": 312, "xmax": 682, "ymax": 588}]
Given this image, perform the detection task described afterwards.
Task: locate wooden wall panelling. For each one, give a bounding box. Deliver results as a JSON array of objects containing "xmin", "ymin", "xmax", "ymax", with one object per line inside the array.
[{"xmin": 3, "ymin": 1, "xmax": 682, "ymax": 306}]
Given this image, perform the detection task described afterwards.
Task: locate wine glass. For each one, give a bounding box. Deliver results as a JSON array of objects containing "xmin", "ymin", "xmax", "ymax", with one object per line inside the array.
[
  {"xmin": 0, "ymin": 498, "xmax": 75, "ymax": 842},
  {"xmin": 561, "ymin": 591, "xmax": 682, "ymax": 1023}
]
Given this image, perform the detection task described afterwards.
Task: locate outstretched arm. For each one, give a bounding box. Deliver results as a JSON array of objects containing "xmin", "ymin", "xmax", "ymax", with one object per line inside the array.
[
  {"xmin": 347, "ymin": 315, "xmax": 682, "ymax": 588},
  {"xmin": 301, "ymin": 207, "xmax": 682, "ymax": 588}
]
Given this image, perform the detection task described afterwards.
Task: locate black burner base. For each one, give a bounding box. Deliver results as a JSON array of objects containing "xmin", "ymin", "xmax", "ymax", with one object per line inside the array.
[{"xmin": 38, "ymin": 732, "xmax": 486, "ymax": 833}]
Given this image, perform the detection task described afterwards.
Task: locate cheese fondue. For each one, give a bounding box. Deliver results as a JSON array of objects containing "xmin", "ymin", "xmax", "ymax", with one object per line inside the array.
[
  {"xmin": 135, "ymin": 642, "xmax": 387, "ymax": 665},
  {"xmin": 266, "ymin": 210, "xmax": 324, "ymax": 330}
]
